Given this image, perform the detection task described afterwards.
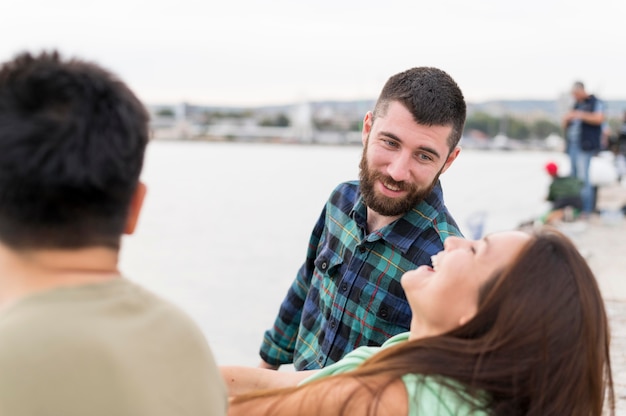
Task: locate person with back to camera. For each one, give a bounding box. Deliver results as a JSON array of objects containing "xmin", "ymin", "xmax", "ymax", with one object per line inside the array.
[
  {"xmin": 259, "ymin": 67, "xmax": 466, "ymax": 371},
  {"xmin": 0, "ymin": 51, "xmax": 227, "ymax": 415},
  {"xmin": 614, "ymin": 110, "xmax": 626, "ymax": 181},
  {"xmin": 541, "ymin": 161, "xmax": 583, "ymax": 224},
  {"xmin": 562, "ymin": 81, "xmax": 605, "ymax": 217},
  {"xmin": 223, "ymin": 227, "xmax": 615, "ymax": 415}
]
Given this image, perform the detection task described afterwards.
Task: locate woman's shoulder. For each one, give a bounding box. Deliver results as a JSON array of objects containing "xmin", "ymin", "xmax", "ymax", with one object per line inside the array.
[{"xmin": 401, "ymin": 374, "xmax": 489, "ymax": 416}]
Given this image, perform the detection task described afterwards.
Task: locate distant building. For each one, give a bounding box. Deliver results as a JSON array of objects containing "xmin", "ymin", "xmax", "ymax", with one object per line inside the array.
[{"xmin": 291, "ymin": 101, "xmax": 314, "ymax": 142}]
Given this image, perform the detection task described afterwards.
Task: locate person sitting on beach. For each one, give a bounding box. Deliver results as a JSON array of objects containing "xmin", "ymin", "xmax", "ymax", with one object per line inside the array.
[
  {"xmin": 260, "ymin": 66, "xmax": 466, "ymax": 372},
  {"xmin": 0, "ymin": 51, "xmax": 226, "ymax": 415},
  {"xmin": 541, "ymin": 161, "xmax": 584, "ymax": 224},
  {"xmin": 222, "ymin": 227, "xmax": 614, "ymax": 415}
]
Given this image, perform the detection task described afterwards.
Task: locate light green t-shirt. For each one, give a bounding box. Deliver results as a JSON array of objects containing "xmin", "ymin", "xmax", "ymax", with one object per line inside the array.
[
  {"xmin": 0, "ymin": 278, "xmax": 227, "ymax": 416},
  {"xmin": 301, "ymin": 332, "xmax": 487, "ymax": 415}
]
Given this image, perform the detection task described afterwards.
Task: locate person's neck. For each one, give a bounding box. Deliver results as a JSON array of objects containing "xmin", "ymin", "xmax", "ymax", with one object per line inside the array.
[
  {"xmin": 408, "ymin": 320, "xmax": 438, "ymax": 341},
  {"xmin": 366, "ymin": 207, "xmax": 402, "ymax": 233},
  {"xmin": 0, "ymin": 244, "xmax": 121, "ymax": 310}
]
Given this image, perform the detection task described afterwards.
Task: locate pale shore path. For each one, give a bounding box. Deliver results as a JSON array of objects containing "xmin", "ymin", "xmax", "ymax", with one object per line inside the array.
[
  {"xmin": 558, "ymin": 183, "xmax": 626, "ymax": 414},
  {"xmin": 605, "ymin": 299, "xmax": 626, "ymax": 414}
]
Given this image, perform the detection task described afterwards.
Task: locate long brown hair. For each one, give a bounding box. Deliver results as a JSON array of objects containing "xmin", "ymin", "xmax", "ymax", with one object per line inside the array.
[{"xmin": 232, "ymin": 227, "xmax": 614, "ymax": 415}]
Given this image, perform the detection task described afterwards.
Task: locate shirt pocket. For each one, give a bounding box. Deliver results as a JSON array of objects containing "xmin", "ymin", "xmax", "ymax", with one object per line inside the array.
[
  {"xmin": 304, "ymin": 247, "xmax": 345, "ymax": 326},
  {"xmin": 313, "ymin": 247, "xmax": 344, "ymax": 282},
  {"xmin": 375, "ymin": 292, "xmax": 411, "ymax": 329}
]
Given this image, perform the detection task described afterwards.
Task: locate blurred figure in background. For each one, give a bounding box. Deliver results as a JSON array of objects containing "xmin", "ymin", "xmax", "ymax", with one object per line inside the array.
[
  {"xmin": 562, "ymin": 81, "xmax": 605, "ymax": 217},
  {"xmin": 613, "ymin": 110, "xmax": 626, "ymax": 181},
  {"xmin": 541, "ymin": 161, "xmax": 583, "ymax": 224}
]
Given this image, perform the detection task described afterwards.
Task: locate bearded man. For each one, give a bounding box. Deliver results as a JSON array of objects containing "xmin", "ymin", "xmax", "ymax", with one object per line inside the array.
[{"xmin": 259, "ymin": 67, "xmax": 465, "ymax": 371}]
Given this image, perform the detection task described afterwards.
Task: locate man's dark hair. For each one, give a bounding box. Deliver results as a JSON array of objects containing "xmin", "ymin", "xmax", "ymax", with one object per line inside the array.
[
  {"xmin": 373, "ymin": 67, "xmax": 466, "ymax": 150},
  {"xmin": 0, "ymin": 51, "xmax": 149, "ymax": 250}
]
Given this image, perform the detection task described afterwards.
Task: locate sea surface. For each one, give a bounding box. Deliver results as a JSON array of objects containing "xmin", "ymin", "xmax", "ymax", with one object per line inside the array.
[{"xmin": 120, "ymin": 141, "xmax": 566, "ymax": 366}]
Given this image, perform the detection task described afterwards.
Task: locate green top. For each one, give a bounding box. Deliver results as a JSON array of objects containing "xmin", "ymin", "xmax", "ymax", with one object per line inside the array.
[
  {"xmin": 301, "ymin": 332, "xmax": 487, "ymax": 415},
  {"xmin": 548, "ymin": 176, "xmax": 583, "ymax": 201}
]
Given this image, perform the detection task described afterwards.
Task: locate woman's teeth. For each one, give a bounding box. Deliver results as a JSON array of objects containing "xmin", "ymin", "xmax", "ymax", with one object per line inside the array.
[{"xmin": 431, "ymin": 254, "xmax": 439, "ymax": 271}]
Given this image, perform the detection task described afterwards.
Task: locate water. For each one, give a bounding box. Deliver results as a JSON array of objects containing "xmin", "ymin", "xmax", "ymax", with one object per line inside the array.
[{"xmin": 120, "ymin": 141, "xmax": 563, "ymax": 366}]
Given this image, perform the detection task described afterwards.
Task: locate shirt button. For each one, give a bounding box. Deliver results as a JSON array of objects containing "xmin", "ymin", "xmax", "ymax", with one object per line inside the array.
[
  {"xmin": 359, "ymin": 246, "xmax": 366, "ymax": 253},
  {"xmin": 379, "ymin": 306, "xmax": 389, "ymax": 319},
  {"xmin": 320, "ymin": 261, "xmax": 328, "ymax": 270},
  {"xmin": 330, "ymin": 321, "xmax": 336, "ymax": 329},
  {"xmin": 341, "ymin": 283, "xmax": 348, "ymax": 292},
  {"xmin": 317, "ymin": 356, "xmax": 323, "ymax": 363}
]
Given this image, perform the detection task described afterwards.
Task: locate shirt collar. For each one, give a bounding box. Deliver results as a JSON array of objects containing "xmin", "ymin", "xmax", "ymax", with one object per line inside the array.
[{"xmin": 351, "ymin": 181, "xmax": 446, "ymax": 254}]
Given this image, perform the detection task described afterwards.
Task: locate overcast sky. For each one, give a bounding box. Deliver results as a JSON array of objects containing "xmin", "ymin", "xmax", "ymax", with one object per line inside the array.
[{"xmin": 2, "ymin": 0, "xmax": 625, "ymax": 106}]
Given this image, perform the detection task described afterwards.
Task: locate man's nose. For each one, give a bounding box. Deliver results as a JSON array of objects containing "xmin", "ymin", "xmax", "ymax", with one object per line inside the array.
[{"xmin": 386, "ymin": 152, "xmax": 411, "ymax": 182}]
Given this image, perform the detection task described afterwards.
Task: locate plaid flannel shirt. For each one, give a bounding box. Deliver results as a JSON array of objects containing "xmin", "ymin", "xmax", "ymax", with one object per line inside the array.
[{"xmin": 260, "ymin": 180, "xmax": 462, "ymax": 370}]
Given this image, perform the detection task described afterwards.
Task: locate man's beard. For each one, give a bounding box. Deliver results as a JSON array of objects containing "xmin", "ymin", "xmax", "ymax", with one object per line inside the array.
[{"xmin": 358, "ymin": 148, "xmax": 441, "ymax": 217}]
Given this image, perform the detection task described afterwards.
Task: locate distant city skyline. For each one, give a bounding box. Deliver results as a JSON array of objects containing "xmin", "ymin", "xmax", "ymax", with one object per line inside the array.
[{"xmin": 3, "ymin": 0, "xmax": 626, "ymax": 107}]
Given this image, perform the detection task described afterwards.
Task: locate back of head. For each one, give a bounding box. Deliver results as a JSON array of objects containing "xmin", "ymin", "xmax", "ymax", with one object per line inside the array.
[
  {"xmin": 544, "ymin": 161, "xmax": 558, "ymax": 176},
  {"xmin": 373, "ymin": 67, "xmax": 466, "ymax": 150},
  {"xmin": 572, "ymin": 81, "xmax": 587, "ymax": 100},
  {"xmin": 0, "ymin": 51, "xmax": 149, "ymax": 250}
]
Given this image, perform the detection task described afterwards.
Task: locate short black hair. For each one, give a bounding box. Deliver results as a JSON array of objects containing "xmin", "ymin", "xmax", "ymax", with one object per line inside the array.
[
  {"xmin": 373, "ymin": 67, "xmax": 466, "ymax": 150},
  {"xmin": 0, "ymin": 51, "xmax": 149, "ymax": 250}
]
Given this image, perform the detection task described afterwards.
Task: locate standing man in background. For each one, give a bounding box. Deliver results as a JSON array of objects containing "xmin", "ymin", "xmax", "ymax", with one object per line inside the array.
[
  {"xmin": 260, "ymin": 67, "xmax": 466, "ymax": 371},
  {"xmin": 563, "ymin": 81, "xmax": 605, "ymax": 216},
  {"xmin": 0, "ymin": 51, "xmax": 226, "ymax": 415}
]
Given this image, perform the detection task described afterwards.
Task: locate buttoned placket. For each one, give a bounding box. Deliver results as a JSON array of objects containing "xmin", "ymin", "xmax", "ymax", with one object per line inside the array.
[{"xmin": 319, "ymin": 232, "xmax": 382, "ymax": 366}]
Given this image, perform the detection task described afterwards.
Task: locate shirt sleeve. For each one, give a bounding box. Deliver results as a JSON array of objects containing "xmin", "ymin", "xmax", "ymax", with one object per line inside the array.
[
  {"xmin": 593, "ymin": 99, "xmax": 604, "ymax": 114},
  {"xmin": 259, "ymin": 206, "xmax": 327, "ymax": 366}
]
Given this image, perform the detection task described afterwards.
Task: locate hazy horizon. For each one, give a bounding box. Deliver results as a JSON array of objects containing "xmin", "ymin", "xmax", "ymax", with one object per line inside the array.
[
  {"xmin": 144, "ymin": 96, "xmax": 626, "ymax": 109},
  {"xmin": 3, "ymin": 0, "xmax": 625, "ymax": 107}
]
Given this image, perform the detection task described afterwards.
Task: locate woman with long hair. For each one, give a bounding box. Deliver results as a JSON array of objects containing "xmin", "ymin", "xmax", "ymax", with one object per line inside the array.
[{"xmin": 222, "ymin": 227, "xmax": 614, "ymax": 415}]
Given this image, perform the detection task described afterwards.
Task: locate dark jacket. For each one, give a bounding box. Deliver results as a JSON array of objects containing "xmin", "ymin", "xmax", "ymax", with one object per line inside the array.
[{"xmin": 575, "ymin": 94, "xmax": 603, "ymax": 151}]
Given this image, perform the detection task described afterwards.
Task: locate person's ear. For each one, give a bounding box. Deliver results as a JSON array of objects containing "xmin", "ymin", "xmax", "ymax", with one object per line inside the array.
[
  {"xmin": 441, "ymin": 146, "xmax": 461, "ymax": 174},
  {"xmin": 458, "ymin": 307, "xmax": 477, "ymax": 327},
  {"xmin": 124, "ymin": 182, "xmax": 147, "ymax": 235},
  {"xmin": 361, "ymin": 111, "xmax": 374, "ymax": 146}
]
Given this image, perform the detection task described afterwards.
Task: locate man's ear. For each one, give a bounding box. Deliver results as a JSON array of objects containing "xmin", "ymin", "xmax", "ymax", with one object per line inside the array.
[
  {"xmin": 124, "ymin": 182, "xmax": 147, "ymax": 235},
  {"xmin": 361, "ymin": 111, "xmax": 373, "ymax": 146},
  {"xmin": 441, "ymin": 146, "xmax": 461, "ymax": 175}
]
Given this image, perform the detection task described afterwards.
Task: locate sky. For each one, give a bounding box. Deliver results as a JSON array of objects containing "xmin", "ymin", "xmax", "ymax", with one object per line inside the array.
[{"xmin": 2, "ymin": 0, "xmax": 625, "ymax": 107}]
